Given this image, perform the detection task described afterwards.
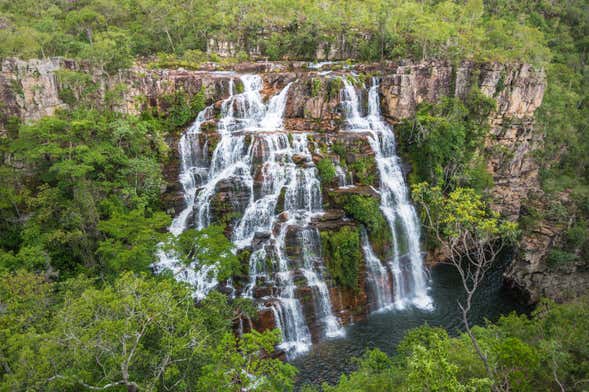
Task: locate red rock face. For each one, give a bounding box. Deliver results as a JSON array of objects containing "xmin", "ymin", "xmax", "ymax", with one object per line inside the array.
[
  {"xmin": 329, "ymin": 276, "xmax": 370, "ymax": 325},
  {"xmin": 255, "ymin": 307, "xmax": 278, "ymax": 333}
]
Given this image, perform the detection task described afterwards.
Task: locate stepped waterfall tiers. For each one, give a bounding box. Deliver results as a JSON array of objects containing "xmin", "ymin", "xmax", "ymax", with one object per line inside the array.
[{"xmin": 154, "ymin": 72, "xmax": 433, "ymax": 356}]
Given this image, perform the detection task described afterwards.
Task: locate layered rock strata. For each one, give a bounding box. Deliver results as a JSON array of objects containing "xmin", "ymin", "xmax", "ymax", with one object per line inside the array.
[{"xmin": 3, "ymin": 58, "xmax": 567, "ymax": 309}]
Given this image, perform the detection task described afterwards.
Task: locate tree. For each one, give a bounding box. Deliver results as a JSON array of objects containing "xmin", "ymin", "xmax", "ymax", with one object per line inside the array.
[
  {"xmin": 97, "ymin": 207, "xmax": 171, "ymax": 273},
  {"xmin": 0, "ymin": 271, "xmax": 54, "ymax": 378},
  {"xmin": 412, "ymin": 183, "xmax": 518, "ymax": 389},
  {"xmin": 0, "ymin": 271, "xmax": 297, "ymax": 391},
  {"xmin": 166, "ymin": 225, "xmax": 239, "ymax": 282},
  {"xmin": 325, "ymin": 298, "xmax": 589, "ymax": 391},
  {"xmin": 198, "ymin": 329, "xmax": 297, "ymax": 391},
  {"xmin": 80, "ymin": 29, "xmax": 133, "ymax": 74}
]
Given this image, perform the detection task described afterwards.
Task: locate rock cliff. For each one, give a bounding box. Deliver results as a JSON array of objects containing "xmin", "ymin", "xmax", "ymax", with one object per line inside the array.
[{"xmin": 3, "ymin": 58, "xmax": 572, "ymax": 308}]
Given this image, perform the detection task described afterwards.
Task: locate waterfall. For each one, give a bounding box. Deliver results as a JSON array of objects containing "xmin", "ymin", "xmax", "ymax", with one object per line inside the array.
[
  {"xmin": 270, "ymin": 133, "xmax": 344, "ymax": 355},
  {"xmin": 301, "ymin": 228, "xmax": 345, "ymax": 338},
  {"xmin": 170, "ymin": 106, "xmax": 214, "ymax": 236},
  {"xmin": 156, "ymin": 74, "xmax": 343, "ymax": 358},
  {"xmin": 335, "ymin": 163, "xmax": 353, "ymax": 188},
  {"xmin": 361, "ymin": 229, "xmax": 394, "ymax": 310},
  {"xmin": 341, "ymin": 78, "xmax": 433, "ymax": 311}
]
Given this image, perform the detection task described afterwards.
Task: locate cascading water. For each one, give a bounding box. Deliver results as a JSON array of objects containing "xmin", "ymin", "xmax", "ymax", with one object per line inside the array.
[
  {"xmin": 361, "ymin": 229, "xmax": 394, "ymax": 310},
  {"xmin": 268, "ymin": 133, "xmax": 345, "ymax": 354},
  {"xmin": 341, "ymin": 78, "xmax": 433, "ymax": 310},
  {"xmin": 156, "ymin": 74, "xmax": 343, "ymax": 358},
  {"xmin": 171, "ymin": 106, "xmax": 214, "ymax": 236}
]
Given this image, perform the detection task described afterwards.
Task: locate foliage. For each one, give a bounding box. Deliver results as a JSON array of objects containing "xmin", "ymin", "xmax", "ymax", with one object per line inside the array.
[
  {"xmin": 412, "ymin": 183, "xmax": 519, "ymax": 387},
  {"xmin": 310, "ymin": 78, "xmax": 322, "ymax": 98},
  {"xmin": 97, "ymin": 207, "xmax": 171, "ymax": 273},
  {"xmin": 348, "ymin": 157, "xmax": 377, "ymax": 186},
  {"xmin": 325, "ymin": 298, "xmax": 589, "ymax": 391},
  {"xmin": 0, "ymin": 271, "xmax": 295, "ymax": 391},
  {"xmin": 331, "ymin": 142, "xmax": 346, "ymax": 160},
  {"xmin": 412, "ymin": 183, "xmax": 518, "ymax": 247},
  {"xmin": 546, "ymin": 249, "xmax": 578, "ymax": 269},
  {"xmin": 79, "ymin": 29, "xmax": 133, "ymax": 74},
  {"xmin": 0, "ymin": 0, "xmax": 550, "ymax": 68},
  {"xmin": 198, "ymin": 329, "xmax": 297, "ymax": 391},
  {"xmin": 0, "ymin": 96, "xmax": 203, "ymax": 278},
  {"xmin": 166, "ymin": 225, "xmax": 239, "ymax": 282},
  {"xmin": 397, "ymin": 90, "xmax": 494, "ymax": 191},
  {"xmin": 158, "ymin": 88, "xmax": 206, "ymax": 130},
  {"xmin": 55, "ymin": 70, "xmax": 99, "ymax": 107},
  {"xmin": 321, "ymin": 226, "xmax": 362, "ymax": 290},
  {"xmin": 316, "ymin": 158, "xmax": 337, "ymax": 186},
  {"xmin": 343, "ymin": 196, "xmax": 387, "ymax": 235},
  {"xmin": 343, "ymin": 195, "xmax": 392, "ymax": 258},
  {"xmin": 485, "ymin": 0, "xmax": 589, "ymax": 271}
]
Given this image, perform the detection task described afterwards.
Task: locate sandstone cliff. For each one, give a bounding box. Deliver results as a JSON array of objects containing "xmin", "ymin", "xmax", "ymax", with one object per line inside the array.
[{"xmin": 2, "ymin": 58, "xmax": 570, "ymax": 308}]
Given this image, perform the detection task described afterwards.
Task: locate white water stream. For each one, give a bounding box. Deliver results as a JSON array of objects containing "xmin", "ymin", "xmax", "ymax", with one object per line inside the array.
[
  {"xmin": 340, "ymin": 78, "xmax": 432, "ymax": 310},
  {"xmin": 155, "ymin": 75, "xmax": 344, "ymax": 357}
]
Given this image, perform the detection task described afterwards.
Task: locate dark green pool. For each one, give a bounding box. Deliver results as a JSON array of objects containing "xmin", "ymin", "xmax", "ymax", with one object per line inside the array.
[{"xmin": 292, "ymin": 255, "xmax": 528, "ymax": 388}]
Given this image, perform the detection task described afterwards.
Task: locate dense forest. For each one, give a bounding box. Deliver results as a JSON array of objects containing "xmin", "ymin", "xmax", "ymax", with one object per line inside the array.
[{"xmin": 0, "ymin": 0, "xmax": 588, "ymax": 391}]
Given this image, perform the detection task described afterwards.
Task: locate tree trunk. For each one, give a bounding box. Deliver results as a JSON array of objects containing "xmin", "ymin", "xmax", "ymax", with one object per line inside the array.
[{"xmin": 461, "ymin": 297, "xmax": 497, "ymax": 391}]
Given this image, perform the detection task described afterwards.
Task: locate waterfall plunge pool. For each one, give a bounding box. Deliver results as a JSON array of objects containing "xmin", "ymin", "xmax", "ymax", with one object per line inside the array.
[{"xmin": 292, "ymin": 253, "xmax": 529, "ymax": 388}]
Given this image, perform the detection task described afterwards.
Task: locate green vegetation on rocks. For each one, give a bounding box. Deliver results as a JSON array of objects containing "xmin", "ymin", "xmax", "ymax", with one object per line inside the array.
[
  {"xmin": 343, "ymin": 195, "xmax": 392, "ymax": 259},
  {"xmin": 320, "ymin": 226, "xmax": 362, "ymax": 290},
  {"xmin": 317, "ymin": 158, "xmax": 337, "ymax": 186},
  {"xmin": 397, "ymin": 89, "xmax": 495, "ymax": 192}
]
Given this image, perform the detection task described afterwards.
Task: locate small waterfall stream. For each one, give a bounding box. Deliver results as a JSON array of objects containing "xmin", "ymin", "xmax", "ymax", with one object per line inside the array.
[
  {"xmin": 341, "ymin": 78, "xmax": 433, "ymax": 310},
  {"xmin": 156, "ymin": 74, "xmax": 344, "ymax": 358}
]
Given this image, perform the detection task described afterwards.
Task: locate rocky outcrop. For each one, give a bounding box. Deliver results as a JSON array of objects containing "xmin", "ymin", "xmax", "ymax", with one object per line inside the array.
[
  {"xmin": 6, "ymin": 58, "xmax": 580, "ymax": 307},
  {"xmin": 378, "ymin": 61, "xmax": 546, "ymax": 219},
  {"xmin": 373, "ymin": 61, "xmax": 567, "ymax": 304},
  {"xmin": 0, "ymin": 58, "xmax": 68, "ymax": 125},
  {"xmin": 506, "ymin": 190, "xmax": 589, "ymax": 303}
]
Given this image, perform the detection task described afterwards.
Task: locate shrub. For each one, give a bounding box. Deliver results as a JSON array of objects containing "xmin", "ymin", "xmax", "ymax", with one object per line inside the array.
[
  {"xmin": 321, "ymin": 226, "xmax": 362, "ymax": 290},
  {"xmin": 310, "ymin": 78, "xmax": 322, "ymax": 97},
  {"xmin": 565, "ymin": 222, "xmax": 587, "ymax": 250},
  {"xmin": 332, "ymin": 142, "xmax": 347, "ymax": 160},
  {"xmin": 317, "ymin": 158, "xmax": 336, "ymax": 186},
  {"xmin": 343, "ymin": 195, "xmax": 392, "ymax": 258},
  {"xmin": 349, "ymin": 157, "xmax": 377, "ymax": 185},
  {"xmin": 546, "ymin": 249, "xmax": 578, "ymax": 268}
]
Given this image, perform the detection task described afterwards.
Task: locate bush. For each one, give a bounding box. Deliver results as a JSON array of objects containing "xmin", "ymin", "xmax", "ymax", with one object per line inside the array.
[
  {"xmin": 332, "ymin": 142, "xmax": 347, "ymax": 159},
  {"xmin": 349, "ymin": 157, "xmax": 377, "ymax": 186},
  {"xmin": 321, "ymin": 226, "xmax": 362, "ymax": 290},
  {"xmin": 343, "ymin": 195, "xmax": 392, "ymax": 258},
  {"xmin": 546, "ymin": 249, "xmax": 578, "ymax": 268},
  {"xmin": 317, "ymin": 158, "xmax": 336, "ymax": 186},
  {"xmin": 565, "ymin": 222, "xmax": 587, "ymax": 250},
  {"xmin": 310, "ymin": 78, "xmax": 322, "ymax": 97},
  {"xmin": 397, "ymin": 93, "xmax": 492, "ymax": 191}
]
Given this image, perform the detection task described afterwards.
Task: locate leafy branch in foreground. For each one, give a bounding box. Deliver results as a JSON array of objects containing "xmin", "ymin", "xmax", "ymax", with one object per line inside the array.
[{"xmin": 0, "ymin": 271, "xmax": 296, "ymax": 391}]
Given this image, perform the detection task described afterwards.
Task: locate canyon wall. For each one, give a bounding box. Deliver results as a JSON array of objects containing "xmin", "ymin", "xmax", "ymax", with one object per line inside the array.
[{"xmin": 2, "ymin": 58, "xmax": 574, "ymax": 309}]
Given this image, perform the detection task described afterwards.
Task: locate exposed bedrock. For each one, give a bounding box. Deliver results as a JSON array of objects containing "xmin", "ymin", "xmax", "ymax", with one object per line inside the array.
[{"xmin": 4, "ymin": 58, "xmax": 578, "ymax": 308}]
